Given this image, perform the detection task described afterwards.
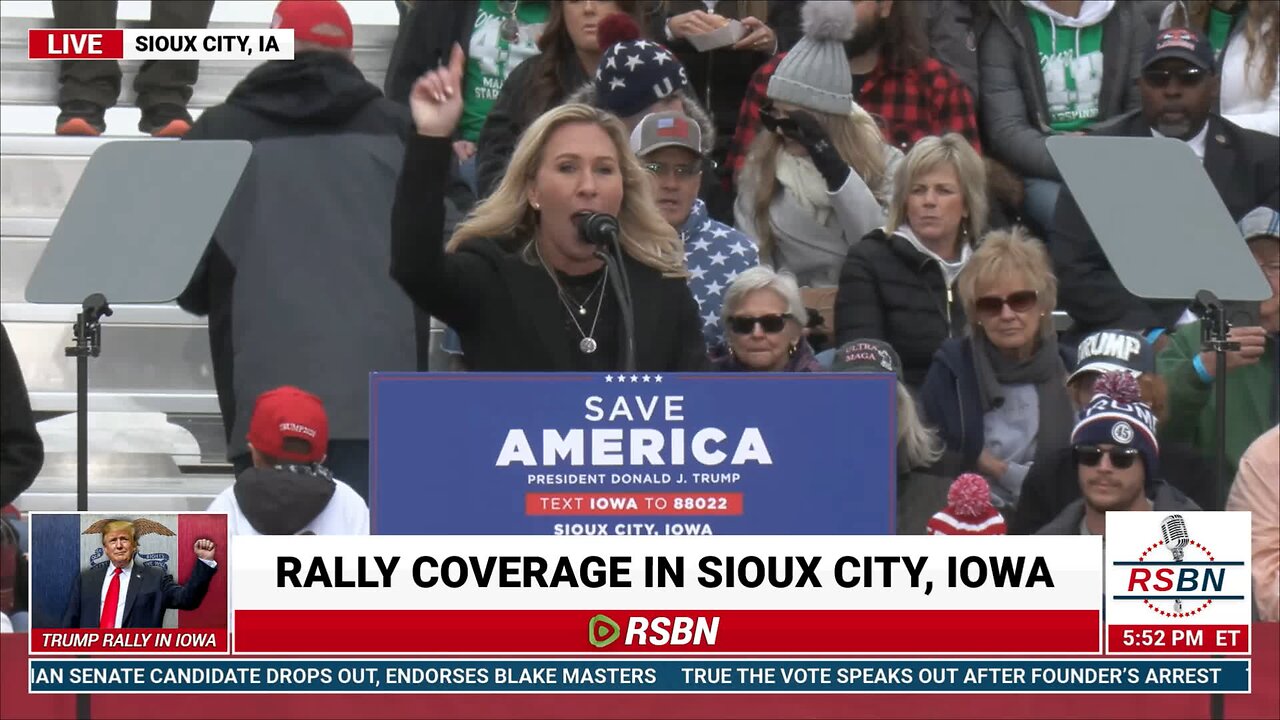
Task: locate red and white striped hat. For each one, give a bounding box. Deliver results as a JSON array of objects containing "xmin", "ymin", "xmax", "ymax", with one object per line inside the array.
[{"xmin": 926, "ymin": 474, "xmax": 1007, "ymax": 535}]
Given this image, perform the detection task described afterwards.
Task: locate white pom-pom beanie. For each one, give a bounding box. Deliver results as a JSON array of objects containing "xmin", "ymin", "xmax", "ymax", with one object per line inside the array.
[{"xmin": 766, "ymin": 1, "xmax": 858, "ymax": 115}]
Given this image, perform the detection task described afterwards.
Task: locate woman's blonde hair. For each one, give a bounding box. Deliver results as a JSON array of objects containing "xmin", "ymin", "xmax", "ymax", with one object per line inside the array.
[
  {"xmin": 884, "ymin": 133, "xmax": 988, "ymax": 244},
  {"xmin": 898, "ymin": 383, "xmax": 944, "ymax": 469},
  {"xmin": 744, "ymin": 104, "xmax": 890, "ymax": 262},
  {"xmin": 957, "ymin": 226, "xmax": 1057, "ymax": 339},
  {"xmin": 448, "ymin": 104, "xmax": 685, "ymax": 275}
]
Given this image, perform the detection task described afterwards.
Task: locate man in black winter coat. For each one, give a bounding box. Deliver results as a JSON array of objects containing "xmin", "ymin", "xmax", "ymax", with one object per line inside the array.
[
  {"xmin": 1050, "ymin": 26, "xmax": 1280, "ymax": 341},
  {"xmin": 176, "ymin": 1, "xmax": 420, "ymax": 501},
  {"xmin": 0, "ymin": 323, "xmax": 43, "ymax": 507}
]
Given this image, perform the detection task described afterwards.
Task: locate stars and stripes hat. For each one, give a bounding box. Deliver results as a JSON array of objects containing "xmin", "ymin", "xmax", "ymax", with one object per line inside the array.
[
  {"xmin": 594, "ymin": 13, "xmax": 688, "ymax": 118},
  {"xmin": 926, "ymin": 474, "xmax": 1007, "ymax": 535},
  {"xmin": 630, "ymin": 111, "xmax": 702, "ymax": 157}
]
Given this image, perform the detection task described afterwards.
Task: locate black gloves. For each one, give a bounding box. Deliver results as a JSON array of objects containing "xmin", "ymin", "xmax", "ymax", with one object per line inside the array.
[{"xmin": 781, "ymin": 110, "xmax": 851, "ymax": 191}]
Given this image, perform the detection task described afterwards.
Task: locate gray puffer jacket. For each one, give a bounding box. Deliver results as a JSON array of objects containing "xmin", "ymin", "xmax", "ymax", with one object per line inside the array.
[{"xmin": 979, "ymin": 0, "xmax": 1151, "ymax": 180}]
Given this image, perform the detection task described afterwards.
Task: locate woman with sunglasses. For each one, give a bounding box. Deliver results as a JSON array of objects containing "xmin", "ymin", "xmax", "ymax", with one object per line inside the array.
[
  {"xmin": 734, "ymin": 1, "xmax": 900, "ymax": 293},
  {"xmin": 1037, "ymin": 372, "xmax": 1199, "ymax": 536},
  {"xmin": 834, "ymin": 133, "xmax": 988, "ymax": 390},
  {"xmin": 711, "ymin": 266, "xmax": 821, "ymax": 372},
  {"xmin": 920, "ymin": 227, "xmax": 1074, "ymax": 512}
]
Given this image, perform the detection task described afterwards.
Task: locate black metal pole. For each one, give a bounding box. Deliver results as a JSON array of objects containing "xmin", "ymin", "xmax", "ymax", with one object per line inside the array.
[{"xmin": 76, "ymin": 327, "xmax": 88, "ymax": 513}]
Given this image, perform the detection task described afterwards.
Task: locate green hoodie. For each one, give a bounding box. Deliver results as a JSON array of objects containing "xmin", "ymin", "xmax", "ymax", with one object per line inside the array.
[
  {"xmin": 1024, "ymin": 0, "xmax": 1110, "ymax": 132},
  {"xmin": 1157, "ymin": 321, "xmax": 1278, "ymax": 485}
]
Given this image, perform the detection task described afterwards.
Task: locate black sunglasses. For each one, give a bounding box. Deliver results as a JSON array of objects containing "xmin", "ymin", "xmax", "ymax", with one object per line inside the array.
[
  {"xmin": 759, "ymin": 104, "xmax": 799, "ymax": 138},
  {"xmin": 975, "ymin": 290, "xmax": 1038, "ymax": 316},
  {"xmin": 1074, "ymin": 445, "xmax": 1140, "ymax": 469},
  {"xmin": 1141, "ymin": 67, "xmax": 1208, "ymax": 88},
  {"xmin": 728, "ymin": 313, "xmax": 793, "ymax": 335}
]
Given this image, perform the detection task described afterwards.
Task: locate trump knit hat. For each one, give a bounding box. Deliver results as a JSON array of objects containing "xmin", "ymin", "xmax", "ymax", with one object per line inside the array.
[
  {"xmin": 594, "ymin": 13, "xmax": 689, "ymax": 119},
  {"xmin": 767, "ymin": 1, "xmax": 858, "ymax": 115},
  {"xmin": 272, "ymin": 0, "xmax": 353, "ymax": 50},
  {"xmin": 1071, "ymin": 372, "xmax": 1160, "ymax": 486},
  {"xmin": 630, "ymin": 111, "xmax": 702, "ymax": 157},
  {"xmin": 247, "ymin": 386, "xmax": 329, "ymax": 464},
  {"xmin": 926, "ymin": 474, "xmax": 1007, "ymax": 535},
  {"xmin": 1143, "ymin": 27, "xmax": 1215, "ymax": 72},
  {"xmin": 1068, "ymin": 330, "xmax": 1155, "ymax": 384}
]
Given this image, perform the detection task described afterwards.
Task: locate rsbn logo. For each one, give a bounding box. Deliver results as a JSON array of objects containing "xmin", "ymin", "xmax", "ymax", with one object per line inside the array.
[{"xmin": 588, "ymin": 614, "xmax": 719, "ymax": 647}]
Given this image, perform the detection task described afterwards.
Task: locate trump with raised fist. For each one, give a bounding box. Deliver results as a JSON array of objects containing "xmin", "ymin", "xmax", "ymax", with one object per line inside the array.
[{"xmin": 61, "ymin": 519, "xmax": 218, "ymax": 629}]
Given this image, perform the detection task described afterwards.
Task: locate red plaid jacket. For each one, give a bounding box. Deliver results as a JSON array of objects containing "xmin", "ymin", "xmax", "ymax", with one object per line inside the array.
[{"xmin": 726, "ymin": 53, "xmax": 982, "ymax": 178}]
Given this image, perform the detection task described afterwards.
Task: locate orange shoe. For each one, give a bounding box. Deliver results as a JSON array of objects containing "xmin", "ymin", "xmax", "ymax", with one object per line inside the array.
[
  {"xmin": 55, "ymin": 116, "xmax": 103, "ymax": 136},
  {"xmin": 149, "ymin": 119, "xmax": 191, "ymax": 138}
]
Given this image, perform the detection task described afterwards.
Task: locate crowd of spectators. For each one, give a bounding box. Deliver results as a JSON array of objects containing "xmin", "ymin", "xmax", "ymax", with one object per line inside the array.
[{"xmin": 1, "ymin": 0, "xmax": 1276, "ymax": 623}]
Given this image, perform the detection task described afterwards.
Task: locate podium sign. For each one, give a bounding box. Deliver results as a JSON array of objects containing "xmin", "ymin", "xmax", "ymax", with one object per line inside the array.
[{"xmin": 370, "ymin": 373, "xmax": 897, "ymax": 535}]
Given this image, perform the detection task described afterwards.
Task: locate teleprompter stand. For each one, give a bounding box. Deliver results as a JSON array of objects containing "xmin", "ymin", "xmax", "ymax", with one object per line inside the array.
[{"xmin": 1049, "ymin": 136, "xmax": 1272, "ymax": 720}]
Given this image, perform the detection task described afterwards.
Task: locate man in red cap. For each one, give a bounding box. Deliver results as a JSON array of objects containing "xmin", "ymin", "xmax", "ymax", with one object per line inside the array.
[
  {"xmin": 178, "ymin": 2, "xmax": 422, "ymax": 502},
  {"xmin": 207, "ymin": 387, "xmax": 368, "ymax": 536}
]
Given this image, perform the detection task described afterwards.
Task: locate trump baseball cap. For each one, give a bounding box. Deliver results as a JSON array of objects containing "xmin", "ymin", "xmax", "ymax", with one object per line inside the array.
[
  {"xmin": 1068, "ymin": 330, "xmax": 1155, "ymax": 384},
  {"xmin": 247, "ymin": 386, "xmax": 329, "ymax": 464},
  {"xmin": 830, "ymin": 339, "xmax": 902, "ymax": 377},
  {"xmin": 1143, "ymin": 27, "xmax": 1215, "ymax": 71},
  {"xmin": 272, "ymin": 0, "xmax": 353, "ymax": 50},
  {"xmin": 630, "ymin": 111, "xmax": 702, "ymax": 157}
]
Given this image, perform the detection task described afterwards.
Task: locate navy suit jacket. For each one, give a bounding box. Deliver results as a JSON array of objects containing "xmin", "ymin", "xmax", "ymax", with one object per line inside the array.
[{"xmin": 62, "ymin": 559, "xmax": 216, "ymax": 629}]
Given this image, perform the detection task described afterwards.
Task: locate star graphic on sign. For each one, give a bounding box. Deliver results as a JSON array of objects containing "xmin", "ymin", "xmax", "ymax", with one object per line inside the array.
[
  {"xmin": 624, "ymin": 54, "xmax": 644, "ymax": 71},
  {"xmin": 609, "ymin": 77, "xmax": 626, "ymax": 90},
  {"xmin": 605, "ymin": 55, "xmax": 617, "ymax": 70},
  {"xmin": 709, "ymin": 252, "xmax": 728, "ymax": 266},
  {"xmin": 605, "ymin": 374, "xmax": 614, "ymax": 382},
  {"xmin": 642, "ymin": 374, "xmax": 651, "ymax": 382},
  {"xmin": 691, "ymin": 238, "xmax": 711, "ymax": 252},
  {"xmin": 654, "ymin": 375, "xmax": 664, "ymax": 383},
  {"xmin": 702, "ymin": 311, "xmax": 718, "ymax": 327},
  {"xmin": 705, "ymin": 280, "xmax": 724, "ymax": 296},
  {"xmin": 630, "ymin": 374, "xmax": 640, "ymax": 383},
  {"xmin": 729, "ymin": 241, "xmax": 749, "ymax": 256},
  {"xmin": 710, "ymin": 226, "xmax": 730, "ymax": 239},
  {"xmin": 652, "ymin": 50, "xmax": 670, "ymax": 65},
  {"xmin": 689, "ymin": 264, "xmax": 707, "ymax": 280}
]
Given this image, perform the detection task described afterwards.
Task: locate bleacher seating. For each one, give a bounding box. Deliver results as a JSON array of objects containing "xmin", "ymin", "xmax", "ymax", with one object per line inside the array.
[{"xmin": 0, "ymin": 1, "xmax": 398, "ymax": 510}]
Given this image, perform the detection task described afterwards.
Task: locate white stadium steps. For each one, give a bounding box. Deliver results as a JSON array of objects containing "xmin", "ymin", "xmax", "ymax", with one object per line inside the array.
[{"xmin": 0, "ymin": 2, "xmax": 399, "ymax": 510}]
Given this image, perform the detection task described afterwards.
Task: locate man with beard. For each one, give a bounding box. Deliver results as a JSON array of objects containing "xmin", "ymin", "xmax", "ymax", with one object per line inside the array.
[
  {"xmin": 726, "ymin": 0, "xmax": 980, "ymax": 178},
  {"xmin": 1050, "ymin": 27, "xmax": 1280, "ymax": 340},
  {"xmin": 1038, "ymin": 372, "xmax": 1198, "ymax": 536}
]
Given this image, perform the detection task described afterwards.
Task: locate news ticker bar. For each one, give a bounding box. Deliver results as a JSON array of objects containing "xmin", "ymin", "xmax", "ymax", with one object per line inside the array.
[{"xmin": 29, "ymin": 658, "xmax": 1250, "ymax": 694}]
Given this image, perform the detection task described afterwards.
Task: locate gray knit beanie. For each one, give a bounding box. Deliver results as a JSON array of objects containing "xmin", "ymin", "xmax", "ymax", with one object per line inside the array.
[{"xmin": 766, "ymin": 1, "xmax": 857, "ymax": 115}]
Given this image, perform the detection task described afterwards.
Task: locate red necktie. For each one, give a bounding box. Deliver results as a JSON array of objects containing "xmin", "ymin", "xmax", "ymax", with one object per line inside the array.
[{"xmin": 99, "ymin": 567, "xmax": 122, "ymax": 628}]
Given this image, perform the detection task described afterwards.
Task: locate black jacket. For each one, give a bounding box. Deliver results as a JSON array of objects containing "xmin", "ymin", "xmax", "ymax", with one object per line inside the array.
[
  {"xmin": 392, "ymin": 136, "xmax": 709, "ymax": 372},
  {"xmin": 1010, "ymin": 442, "xmax": 1216, "ymax": 535},
  {"xmin": 649, "ymin": 1, "xmax": 801, "ymax": 165},
  {"xmin": 476, "ymin": 51, "xmax": 588, "ymax": 198},
  {"xmin": 834, "ymin": 229, "xmax": 967, "ymax": 389},
  {"xmin": 980, "ymin": 0, "xmax": 1149, "ymax": 180},
  {"xmin": 0, "ymin": 323, "xmax": 42, "ymax": 506},
  {"xmin": 178, "ymin": 53, "xmax": 419, "ymax": 457},
  {"xmin": 384, "ymin": 0, "xmax": 478, "ymax": 104},
  {"xmin": 1050, "ymin": 112, "xmax": 1280, "ymax": 335},
  {"xmin": 62, "ymin": 560, "xmax": 216, "ymax": 629}
]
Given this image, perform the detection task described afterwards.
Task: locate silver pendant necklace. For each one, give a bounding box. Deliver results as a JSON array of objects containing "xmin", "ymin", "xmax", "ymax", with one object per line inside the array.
[{"xmin": 534, "ymin": 242, "xmax": 609, "ymax": 354}]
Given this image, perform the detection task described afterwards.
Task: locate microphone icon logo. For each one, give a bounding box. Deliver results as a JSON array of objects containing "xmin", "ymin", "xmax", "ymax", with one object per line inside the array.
[{"xmin": 1160, "ymin": 515, "xmax": 1190, "ymax": 612}]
